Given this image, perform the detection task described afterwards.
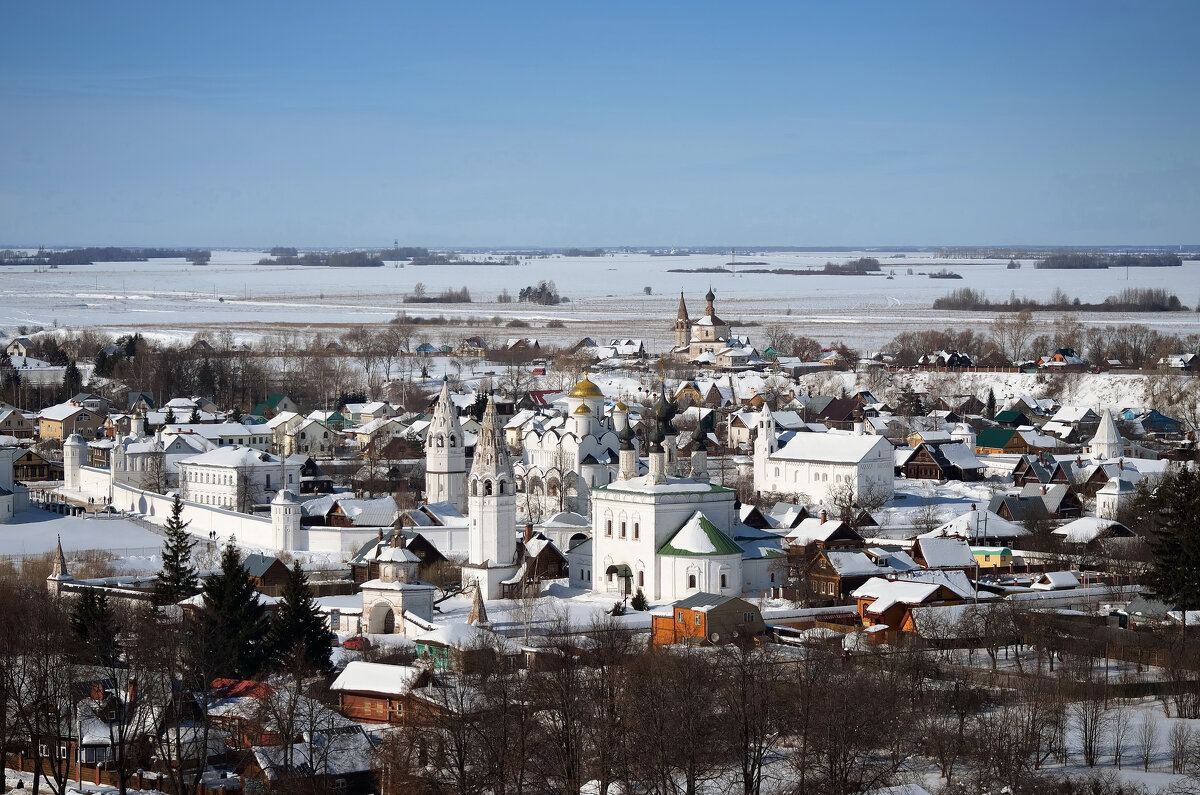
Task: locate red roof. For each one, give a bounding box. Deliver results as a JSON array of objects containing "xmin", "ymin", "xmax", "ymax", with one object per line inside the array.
[{"xmin": 211, "ymin": 678, "xmax": 274, "ymax": 699}]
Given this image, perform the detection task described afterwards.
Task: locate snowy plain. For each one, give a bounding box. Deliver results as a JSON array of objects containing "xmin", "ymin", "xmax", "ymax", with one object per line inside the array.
[{"xmin": 2, "ymin": 249, "xmax": 1198, "ymax": 350}]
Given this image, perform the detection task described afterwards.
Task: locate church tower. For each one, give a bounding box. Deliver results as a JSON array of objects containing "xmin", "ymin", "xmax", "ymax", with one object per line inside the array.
[
  {"xmin": 271, "ymin": 488, "xmax": 301, "ymax": 550},
  {"xmin": 1090, "ymin": 409, "xmax": 1124, "ymax": 461},
  {"xmin": 462, "ymin": 395, "xmax": 520, "ymax": 599},
  {"xmin": 424, "ymin": 378, "xmax": 466, "ymax": 513},
  {"xmin": 752, "ymin": 403, "xmax": 777, "ymax": 492},
  {"xmin": 673, "ymin": 292, "xmax": 691, "ymax": 350}
]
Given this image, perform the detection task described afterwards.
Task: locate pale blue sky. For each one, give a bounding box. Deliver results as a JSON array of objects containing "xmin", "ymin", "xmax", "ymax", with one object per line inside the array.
[{"xmin": 1, "ymin": 2, "xmax": 1197, "ymax": 248}]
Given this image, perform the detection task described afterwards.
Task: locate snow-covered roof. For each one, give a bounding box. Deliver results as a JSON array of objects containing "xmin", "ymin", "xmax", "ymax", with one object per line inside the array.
[
  {"xmin": 330, "ymin": 661, "xmax": 424, "ymax": 696},
  {"xmin": 914, "ymin": 537, "xmax": 976, "ymax": 569},
  {"xmin": 925, "ymin": 509, "xmax": 1028, "ymax": 541},
  {"xmin": 659, "ymin": 511, "xmax": 742, "ymax": 557},
  {"xmin": 772, "ymin": 431, "xmax": 891, "ymax": 464}
]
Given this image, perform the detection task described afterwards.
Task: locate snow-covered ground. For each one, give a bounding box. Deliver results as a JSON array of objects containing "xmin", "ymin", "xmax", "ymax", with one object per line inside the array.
[
  {"xmin": 2, "ymin": 249, "xmax": 1198, "ymax": 350},
  {"xmin": 0, "ymin": 506, "xmax": 166, "ymax": 559}
]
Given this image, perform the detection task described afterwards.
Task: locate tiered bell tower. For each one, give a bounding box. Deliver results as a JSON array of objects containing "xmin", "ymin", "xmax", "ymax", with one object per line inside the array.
[
  {"xmin": 673, "ymin": 292, "xmax": 691, "ymax": 350},
  {"xmin": 424, "ymin": 378, "xmax": 466, "ymax": 513},
  {"xmin": 462, "ymin": 395, "xmax": 520, "ymax": 599}
]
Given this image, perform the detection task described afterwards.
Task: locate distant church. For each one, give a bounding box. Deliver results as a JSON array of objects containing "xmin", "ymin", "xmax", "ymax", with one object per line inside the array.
[{"xmin": 672, "ymin": 288, "xmax": 733, "ymax": 359}]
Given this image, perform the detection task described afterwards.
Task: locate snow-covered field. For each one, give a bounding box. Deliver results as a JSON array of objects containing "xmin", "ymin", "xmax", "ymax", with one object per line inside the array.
[
  {"xmin": 2, "ymin": 249, "xmax": 1198, "ymax": 350},
  {"xmin": 0, "ymin": 506, "xmax": 165, "ymax": 559}
]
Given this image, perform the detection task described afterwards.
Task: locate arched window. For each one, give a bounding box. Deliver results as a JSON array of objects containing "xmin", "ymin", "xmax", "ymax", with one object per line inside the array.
[
  {"xmin": 437, "ymin": 434, "xmax": 445, "ymax": 448},
  {"xmin": 638, "ymin": 570, "xmax": 644, "ymax": 587},
  {"xmin": 449, "ymin": 436, "xmax": 456, "ymax": 447},
  {"xmin": 720, "ymin": 573, "xmax": 727, "ymax": 588},
  {"xmin": 687, "ymin": 574, "xmax": 697, "ymax": 589},
  {"xmin": 485, "ymin": 480, "xmax": 494, "ymax": 496}
]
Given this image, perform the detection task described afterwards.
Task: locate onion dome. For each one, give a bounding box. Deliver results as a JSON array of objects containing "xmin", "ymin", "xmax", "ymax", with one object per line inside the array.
[
  {"xmin": 573, "ymin": 403, "xmax": 593, "ymax": 415},
  {"xmin": 618, "ymin": 421, "xmax": 636, "ymax": 451},
  {"xmin": 568, "ymin": 374, "xmax": 604, "ymax": 399}
]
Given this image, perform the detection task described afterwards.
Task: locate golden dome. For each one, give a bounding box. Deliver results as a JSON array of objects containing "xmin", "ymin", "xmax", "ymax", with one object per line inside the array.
[
  {"xmin": 573, "ymin": 403, "xmax": 593, "ymax": 415},
  {"xmin": 614, "ymin": 399, "xmax": 628, "ymax": 412},
  {"xmin": 568, "ymin": 374, "xmax": 603, "ymax": 399}
]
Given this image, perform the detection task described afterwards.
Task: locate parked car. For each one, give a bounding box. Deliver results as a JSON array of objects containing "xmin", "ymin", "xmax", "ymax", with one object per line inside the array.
[{"xmin": 342, "ymin": 636, "xmax": 371, "ymax": 652}]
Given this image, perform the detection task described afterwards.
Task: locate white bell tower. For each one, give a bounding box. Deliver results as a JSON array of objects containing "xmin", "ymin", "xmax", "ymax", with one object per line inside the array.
[
  {"xmin": 424, "ymin": 378, "xmax": 466, "ymax": 513},
  {"xmin": 462, "ymin": 394, "xmax": 520, "ymax": 599}
]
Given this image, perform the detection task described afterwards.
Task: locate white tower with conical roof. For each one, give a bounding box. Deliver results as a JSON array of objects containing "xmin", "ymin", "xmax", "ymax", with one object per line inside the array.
[
  {"xmin": 1090, "ymin": 409, "xmax": 1124, "ymax": 461},
  {"xmin": 462, "ymin": 395, "xmax": 520, "ymax": 599},
  {"xmin": 271, "ymin": 488, "xmax": 301, "ymax": 550},
  {"xmin": 63, "ymin": 433, "xmax": 86, "ymax": 492},
  {"xmin": 424, "ymin": 378, "xmax": 466, "ymax": 513}
]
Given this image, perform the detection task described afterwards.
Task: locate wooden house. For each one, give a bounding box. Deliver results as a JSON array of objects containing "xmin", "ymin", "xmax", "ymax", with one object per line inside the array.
[
  {"xmin": 899, "ymin": 442, "xmax": 984, "ymax": 481},
  {"xmin": 330, "ymin": 661, "xmax": 433, "ymax": 724},
  {"xmin": 0, "ymin": 407, "xmax": 34, "ymax": 438},
  {"xmin": 13, "ymin": 448, "xmax": 63, "ymax": 482},
  {"xmin": 974, "ymin": 427, "xmax": 1030, "ymax": 455},
  {"xmin": 650, "ymin": 592, "xmax": 766, "ymax": 647},
  {"xmin": 853, "ymin": 577, "xmax": 968, "ymax": 632},
  {"xmin": 243, "ymin": 554, "xmax": 291, "ymax": 589}
]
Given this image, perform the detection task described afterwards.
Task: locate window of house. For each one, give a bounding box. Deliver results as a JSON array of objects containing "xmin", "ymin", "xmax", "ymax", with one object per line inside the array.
[
  {"xmin": 744, "ymin": 612, "xmax": 754, "ymax": 623},
  {"xmin": 638, "ymin": 570, "xmax": 644, "ymax": 587},
  {"xmin": 633, "ymin": 522, "xmax": 640, "ymax": 539},
  {"xmin": 720, "ymin": 574, "xmax": 727, "ymax": 588},
  {"xmin": 331, "ymin": 610, "xmax": 340, "ymax": 630},
  {"xmin": 677, "ymin": 610, "xmax": 685, "ymax": 623},
  {"xmin": 688, "ymin": 574, "xmax": 697, "ymax": 589},
  {"xmin": 620, "ymin": 522, "xmax": 626, "ymax": 539},
  {"xmin": 694, "ymin": 614, "xmax": 702, "ymax": 627},
  {"xmin": 605, "ymin": 520, "xmax": 612, "ymax": 537}
]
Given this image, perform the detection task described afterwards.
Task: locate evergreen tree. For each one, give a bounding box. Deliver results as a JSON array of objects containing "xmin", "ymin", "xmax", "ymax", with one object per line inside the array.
[
  {"xmin": 196, "ymin": 541, "xmax": 269, "ymax": 679},
  {"xmin": 188, "ymin": 406, "xmax": 201, "ymax": 424},
  {"xmin": 70, "ymin": 588, "xmax": 120, "ymax": 666},
  {"xmin": 61, "ymin": 359, "xmax": 82, "ymax": 398},
  {"xmin": 469, "ymin": 391, "xmax": 488, "ymax": 423},
  {"xmin": 630, "ymin": 588, "xmax": 649, "ymax": 612},
  {"xmin": 267, "ymin": 562, "xmax": 334, "ymax": 674},
  {"xmin": 228, "ymin": 405, "xmax": 243, "ymax": 423},
  {"xmin": 1136, "ymin": 466, "xmax": 1200, "ymax": 611},
  {"xmin": 153, "ymin": 495, "xmax": 199, "ymax": 607},
  {"xmin": 986, "ymin": 388, "xmax": 996, "ymax": 421},
  {"xmin": 164, "ymin": 407, "xmax": 176, "ymax": 424}
]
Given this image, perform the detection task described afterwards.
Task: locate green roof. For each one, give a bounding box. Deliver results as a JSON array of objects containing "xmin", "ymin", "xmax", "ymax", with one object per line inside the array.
[
  {"xmin": 976, "ymin": 427, "xmax": 1017, "ymax": 448},
  {"xmin": 659, "ymin": 512, "xmax": 743, "ymax": 557},
  {"xmin": 994, "ymin": 410, "xmax": 1024, "ymax": 423}
]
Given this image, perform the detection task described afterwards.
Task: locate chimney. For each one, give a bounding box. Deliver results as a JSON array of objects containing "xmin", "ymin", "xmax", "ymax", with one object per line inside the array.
[
  {"xmin": 819, "ymin": 509, "xmax": 827, "ymax": 524},
  {"xmin": 524, "ymin": 523, "xmax": 533, "ymax": 543}
]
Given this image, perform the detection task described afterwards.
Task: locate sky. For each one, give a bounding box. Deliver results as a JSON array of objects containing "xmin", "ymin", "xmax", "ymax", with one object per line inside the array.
[{"xmin": 1, "ymin": 2, "xmax": 1197, "ymax": 249}]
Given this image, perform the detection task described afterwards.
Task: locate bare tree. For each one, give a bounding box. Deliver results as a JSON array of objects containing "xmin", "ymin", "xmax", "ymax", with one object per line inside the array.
[
  {"xmin": 990, "ymin": 309, "xmax": 1037, "ymax": 363},
  {"xmin": 1136, "ymin": 709, "xmax": 1157, "ymax": 772},
  {"xmin": 1110, "ymin": 699, "xmax": 1131, "ymax": 769}
]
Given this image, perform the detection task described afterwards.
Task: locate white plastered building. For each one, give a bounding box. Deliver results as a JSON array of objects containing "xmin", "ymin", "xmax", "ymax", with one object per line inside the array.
[{"xmin": 753, "ymin": 405, "xmax": 894, "ymax": 504}]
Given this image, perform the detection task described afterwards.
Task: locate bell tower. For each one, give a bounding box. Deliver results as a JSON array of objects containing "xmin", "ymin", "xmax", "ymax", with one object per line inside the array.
[
  {"xmin": 462, "ymin": 394, "xmax": 520, "ymax": 599},
  {"xmin": 424, "ymin": 378, "xmax": 466, "ymax": 512},
  {"xmin": 673, "ymin": 292, "xmax": 691, "ymax": 350}
]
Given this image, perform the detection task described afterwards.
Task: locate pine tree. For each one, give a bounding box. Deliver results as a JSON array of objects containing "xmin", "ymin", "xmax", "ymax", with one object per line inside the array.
[
  {"xmin": 153, "ymin": 495, "xmax": 199, "ymax": 606},
  {"xmin": 196, "ymin": 541, "xmax": 269, "ymax": 679},
  {"xmin": 266, "ymin": 562, "xmax": 334, "ymax": 674},
  {"xmin": 165, "ymin": 407, "xmax": 177, "ymax": 424},
  {"xmin": 188, "ymin": 406, "xmax": 201, "ymax": 424},
  {"xmin": 61, "ymin": 359, "xmax": 82, "ymax": 399},
  {"xmin": 70, "ymin": 588, "xmax": 120, "ymax": 666},
  {"xmin": 986, "ymin": 388, "xmax": 997, "ymax": 421},
  {"xmin": 228, "ymin": 405, "xmax": 243, "ymax": 423},
  {"xmin": 1137, "ymin": 467, "xmax": 1200, "ymax": 611},
  {"xmin": 630, "ymin": 587, "xmax": 649, "ymax": 612}
]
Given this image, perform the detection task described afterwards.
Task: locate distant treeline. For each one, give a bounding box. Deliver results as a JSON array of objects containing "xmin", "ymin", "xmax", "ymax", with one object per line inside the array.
[
  {"xmin": 1036, "ymin": 252, "xmax": 1183, "ymax": 269},
  {"xmin": 934, "ymin": 286, "xmax": 1189, "ymax": 312},
  {"xmin": 670, "ymin": 257, "xmax": 884, "ymax": 276},
  {"xmin": 270, "ymin": 247, "xmax": 298, "ymax": 257},
  {"xmin": 257, "ymin": 252, "xmax": 384, "ymax": 268},
  {"xmin": 410, "ymin": 253, "xmax": 516, "ymax": 267},
  {"xmin": 380, "ymin": 246, "xmax": 430, "ymax": 260},
  {"xmin": 0, "ymin": 247, "xmax": 208, "ymax": 266},
  {"xmin": 561, "ymin": 248, "xmax": 605, "ymax": 257},
  {"xmin": 404, "ymin": 285, "xmax": 472, "ymax": 304}
]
